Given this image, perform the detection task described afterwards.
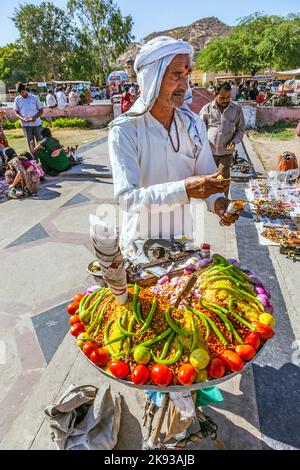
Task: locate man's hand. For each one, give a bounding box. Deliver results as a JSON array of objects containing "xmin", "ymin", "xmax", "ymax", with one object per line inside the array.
[
  {"xmin": 185, "ymin": 172, "xmax": 230, "ymax": 199},
  {"xmin": 215, "ymin": 197, "xmax": 239, "ymax": 226},
  {"xmin": 226, "ymin": 142, "xmax": 236, "ymax": 152},
  {"xmin": 26, "ymin": 117, "xmax": 35, "ymax": 123}
]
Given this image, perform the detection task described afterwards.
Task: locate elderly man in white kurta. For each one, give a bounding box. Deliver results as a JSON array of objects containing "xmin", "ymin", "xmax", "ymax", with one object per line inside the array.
[{"xmin": 108, "ymin": 37, "xmax": 238, "ymax": 249}]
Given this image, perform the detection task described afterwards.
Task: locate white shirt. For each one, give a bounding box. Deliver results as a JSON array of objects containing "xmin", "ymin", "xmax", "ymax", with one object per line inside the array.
[
  {"xmin": 56, "ymin": 91, "xmax": 68, "ymax": 109},
  {"xmin": 14, "ymin": 93, "xmax": 43, "ymax": 127},
  {"xmin": 108, "ymin": 109, "xmax": 222, "ymax": 249},
  {"xmin": 46, "ymin": 93, "xmax": 57, "ymax": 108},
  {"xmin": 68, "ymin": 91, "xmax": 80, "ymax": 107}
]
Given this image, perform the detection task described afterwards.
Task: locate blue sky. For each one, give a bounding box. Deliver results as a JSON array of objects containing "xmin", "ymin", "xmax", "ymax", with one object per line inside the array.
[{"xmin": 0, "ymin": 0, "xmax": 299, "ymax": 47}]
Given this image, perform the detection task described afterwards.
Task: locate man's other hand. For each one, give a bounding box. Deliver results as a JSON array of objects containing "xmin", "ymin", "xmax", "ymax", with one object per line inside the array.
[
  {"xmin": 226, "ymin": 142, "xmax": 236, "ymax": 152},
  {"xmin": 215, "ymin": 197, "xmax": 239, "ymax": 226},
  {"xmin": 185, "ymin": 172, "xmax": 230, "ymax": 199}
]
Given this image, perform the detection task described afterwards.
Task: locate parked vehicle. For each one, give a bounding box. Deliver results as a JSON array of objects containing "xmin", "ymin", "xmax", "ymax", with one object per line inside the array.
[{"xmin": 90, "ymin": 87, "xmax": 104, "ymax": 100}]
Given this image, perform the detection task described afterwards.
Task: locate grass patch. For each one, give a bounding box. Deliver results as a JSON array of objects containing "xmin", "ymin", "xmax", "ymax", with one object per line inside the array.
[{"xmin": 250, "ymin": 121, "xmax": 298, "ymax": 141}]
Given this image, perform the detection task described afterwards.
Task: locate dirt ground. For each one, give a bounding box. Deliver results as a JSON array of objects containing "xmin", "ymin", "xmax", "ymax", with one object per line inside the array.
[
  {"xmin": 4, "ymin": 128, "xmax": 107, "ymax": 154},
  {"xmin": 247, "ymin": 133, "xmax": 300, "ymax": 172}
]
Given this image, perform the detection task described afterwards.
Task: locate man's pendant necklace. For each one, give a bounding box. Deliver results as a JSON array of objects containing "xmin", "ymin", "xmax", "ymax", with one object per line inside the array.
[{"xmin": 168, "ymin": 112, "xmax": 180, "ymax": 153}]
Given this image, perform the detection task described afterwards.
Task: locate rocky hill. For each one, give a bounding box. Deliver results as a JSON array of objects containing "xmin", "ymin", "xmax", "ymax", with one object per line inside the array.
[{"xmin": 116, "ymin": 17, "xmax": 230, "ymax": 66}]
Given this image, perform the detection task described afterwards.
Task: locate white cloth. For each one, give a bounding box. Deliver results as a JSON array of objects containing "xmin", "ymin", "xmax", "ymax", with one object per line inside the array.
[
  {"xmin": 108, "ymin": 109, "xmax": 222, "ymax": 249},
  {"xmin": 46, "ymin": 93, "xmax": 57, "ymax": 108},
  {"xmin": 68, "ymin": 91, "xmax": 80, "ymax": 107},
  {"xmin": 56, "ymin": 91, "xmax": 68, "ymax": 109}
]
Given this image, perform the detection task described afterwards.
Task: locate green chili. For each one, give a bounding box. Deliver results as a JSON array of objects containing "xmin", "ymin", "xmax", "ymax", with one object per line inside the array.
[
  {"xmin": 203, "ymin": 275, "xmax": 242, "ymax": 290},
  {"xmin": 130, "ymin": 328, "xmax": 172, "ymax": 353},
  {"xmin": 210, "ymin": 285, "xmax": 264, "ymax": 312},
  {"xmin": 165, "ymin": 308, "xmax": 189, "ymax": 338},
  {"xmin": 206, "ymin": 265, "xmax": 235, "ymax": 276},
  {"xmin": 228, "ymin": 299, "xmax": 256, "ymax": 331},
  {"xmin": 160, "ymin": 331, "xmax": 176, "ymax": 360},
  {"xmin": 212, "ymin": 254, "xmax": 228, "ymax": 266},
  {"xmin": 187, "ymin": 306, "xmax": 210, "ymax": 340},
  {"xmin": 117, "ymin": 316, "xmax": 137, "ymax": 337},
  {"xmin": 105, "ymin": 334, "xmax": 126, "ymax": 346},
  {"xmin": 230, "ymin": 265, "xmax": 255, "ymax": 284},
  {"xmin": 140, "ymin": 299, "xmax": 157, "ymax": 333},
  {"xmin": 132, "ymin": 284, "xmax": 143, "ymax": 324},
  {"xmin": 88, "ymin": 296, "xmax": 113, "ymax": 335},
  {"xmin": 200, "ymin": 299, "xmax": 232, "ymax": 341},
  {"xmin": 190, "ymin": 312, "xmax": 198, "ymax": 351},
  {"xmin": 79, "ymin": 289, "xmax": 101, "ymax": 322},
  {"xmin": 151, "ymin": 340, "xmax": 183, "ymax": 365},
  {"xmin": 190, "ymin": 308, "xmax": 228, "ymax": 346},
  {"xmin": 125, "ymin": 317, "xmax": 136, "ymax": 353}
]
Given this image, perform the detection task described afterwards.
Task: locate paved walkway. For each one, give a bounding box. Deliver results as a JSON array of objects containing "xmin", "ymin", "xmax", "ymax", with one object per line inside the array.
[{"xmin": 0, "ymin": 136, "xmax": 299, "ymax": 450}]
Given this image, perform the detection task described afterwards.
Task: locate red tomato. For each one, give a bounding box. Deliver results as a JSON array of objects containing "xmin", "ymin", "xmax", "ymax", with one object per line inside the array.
[
  {"xmin": 74, "ymin": 294, "xmax": 84, "ymax": 303},
  {"xmin": 131, "ymin": 365, "xmax": 150, "ymax": 385},
  {"xmin": 150, "ymin": 364, "xmax": 173, "ymax": 387},
  {"xmin": 110, "ymin": 361, "xmax": 130, "ymax": 379},
  {"xmin": 221, "ymin": 350, "xmax": 244, "ymax": 372},
  {"xmin": 207, "ymin": 358, "xmax": 226, "ymax": 379},
  {"xmin": 83, "ymin": 342, "xmax": 98, "ymax": 358},
  {"xmin": 252, "ymin": 322, "xmax": 275, "ymax": 340},
  {"xmin": 90, "ymin": 348, "xmax": 111, "ymax": 366},
  {"xmin": 70, "ymin": 322, "xmax": 85, "ymax": 337},
  {"xmin": 244, "ymin": 331, "xmax": 261, "ymax": 350},
  {"xmin": 235, "ymin": 345, "xmax": 256, "ymax": 361},
  {"xmin": 69, "ymin": 315, "xmax": 80, "ymax": 326},
  {"xmin": 177, "ymin": 364, "xmax": 196, "ymax": 386},
  {"xmin": 67, "ymin": 302, "xmax": 80, "ymax": 316}
]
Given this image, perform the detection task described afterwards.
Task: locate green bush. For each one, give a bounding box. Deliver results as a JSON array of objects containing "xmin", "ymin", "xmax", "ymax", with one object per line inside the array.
[
  {"xmin": 2, "ymin": 117, "xmax": 91, "ymax": 130},
  {"xmin": 2, "ymin": 120, "xmax": 19, "ymax": 130},
  {"xmin": 50, "ymin": 117, "xmax": 91, "ymax": 129}
]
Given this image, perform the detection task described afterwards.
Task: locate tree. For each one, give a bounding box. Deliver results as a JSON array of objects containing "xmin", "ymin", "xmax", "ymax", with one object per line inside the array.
[
  {"xmin": 0, "ymin": 43, "xmax": 28, "ymax": 86},
  {"xmin": 196, "ymin": 13, "xmax": 300, "ymax": 76},
  {"xmin": 12, "ymin": 2, "xmax": 75, "ymax": 81},
  {"xmin": 67, "ymin": 0, "xmax": 134, "ymax": 82}
]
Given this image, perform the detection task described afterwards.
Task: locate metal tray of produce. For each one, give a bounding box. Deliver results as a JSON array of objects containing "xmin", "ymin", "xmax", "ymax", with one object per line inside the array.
[{"xmin": 81, "ymin": 342, "xmax": 266, "ymax": 393}]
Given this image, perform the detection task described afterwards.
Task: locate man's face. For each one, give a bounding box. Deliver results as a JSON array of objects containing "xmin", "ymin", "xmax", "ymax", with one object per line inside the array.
[
  {"xmin": 20, "ymin": 90, "xmax": 28, "ymax": 98},
  {"xmin": 156, "ymin": 54, "xmax": 191, "ymax": 109},
  {"xmin": 215, "ymin": 89, "xmax": 231, "ymax": 109}
]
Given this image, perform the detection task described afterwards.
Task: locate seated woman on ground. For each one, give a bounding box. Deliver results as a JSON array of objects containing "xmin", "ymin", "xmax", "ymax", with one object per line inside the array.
[
  {"xmin": 31, "ymin": 127, "xmax": 72, "ymax": 176},
  {"xmin": 4, "ymin": 147, "xmax": 40, "ymax": 199}
]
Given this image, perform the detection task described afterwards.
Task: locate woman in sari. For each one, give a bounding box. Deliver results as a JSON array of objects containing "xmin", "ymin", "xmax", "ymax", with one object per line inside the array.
[
  {"xmin": 4, "ymin": 148, "xmax": 40, "ymax": 199},
  {"xmin": 32, "ymin": 128, "xmax": 71, "ymax": 176}
]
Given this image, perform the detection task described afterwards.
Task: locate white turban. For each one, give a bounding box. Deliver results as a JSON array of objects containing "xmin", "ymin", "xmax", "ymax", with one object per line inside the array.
[{"xmin": 110, "ymin": 36, "xmax": 194, "ymax": 126}]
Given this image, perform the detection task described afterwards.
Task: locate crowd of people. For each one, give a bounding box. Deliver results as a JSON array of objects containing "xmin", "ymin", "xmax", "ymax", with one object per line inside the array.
[
  {"xmin": 207, "ymin": 80, "xmax": 267, "ymax": 104},
  {"xmin": 46, "ymin": 86, "xmax": 90, "ymax": 109}
]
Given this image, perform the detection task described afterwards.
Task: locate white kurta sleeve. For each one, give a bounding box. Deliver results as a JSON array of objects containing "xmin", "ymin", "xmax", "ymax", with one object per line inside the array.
[
  {"xmin": 108, "ymin": 125, "xmax": 189, "ymax": 213},
  {"xmin": 194, "ymin": 117, "xmax": 224, "ymax": 213}
]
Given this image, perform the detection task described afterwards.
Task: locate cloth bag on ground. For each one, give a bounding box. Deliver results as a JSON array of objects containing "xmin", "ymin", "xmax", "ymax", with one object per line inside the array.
[{"xmin": 44, "ymin": 383, "xmax": 121, "ymax": 450}]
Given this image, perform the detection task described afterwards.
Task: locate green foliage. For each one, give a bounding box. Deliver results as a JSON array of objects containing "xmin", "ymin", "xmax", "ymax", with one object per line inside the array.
[
  {"xmin": 49, "ymin": 117, "xmax": 91, "ymax": 128},
  {"xmin": 0, "ymin": 43, "xmax": 28, "ymax": 86},
  {"xmin": 2, "ymin": 120, "xmax": 21, "ymax": 130},
  {"xmin": 67, "ymin": 0, "xmax": 134, "ymax": 83},
  {"xmin": 12, "ymin": 2, "xmax": 75, "ymax": 81},
  {"xmin": 196, "ymin": 13, "xmax": 300, "ymax": 76},
  {"xmin": 250, "ymin": 121, "xmax": 298, "ymax": 141}
]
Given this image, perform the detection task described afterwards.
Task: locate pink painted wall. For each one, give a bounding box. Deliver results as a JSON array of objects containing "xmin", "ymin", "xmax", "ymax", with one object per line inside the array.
[
  {"xmin": 256, "ymin": 107, "xmax": 300, "ymax": 127},
  {"xmin": 5, "ymin": 104, "xmax": 114, "ymax": 128},
  {"xmin": 189, "ymin": 88, "xmax": 214, "ymax": 114}
]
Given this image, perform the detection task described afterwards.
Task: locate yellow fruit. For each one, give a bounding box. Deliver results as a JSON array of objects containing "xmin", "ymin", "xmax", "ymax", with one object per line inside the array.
[
  {"xmin": 190, "ymin": 349, "xmax": 210, "ymax": 370},
  {"xmin": 133, "ymin": 347, "xmax": 151, "ymax": 365},
  {"xmin": 217, "ymin": 175, "xmax": 224, "ymax": 180},
  {"xmin": 196, "ymin": 369, "xmax": 208, "ymax": 382},
  {"xmin": 259, "ymin": 313, "xmax": 275, "ymax": 328}
]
